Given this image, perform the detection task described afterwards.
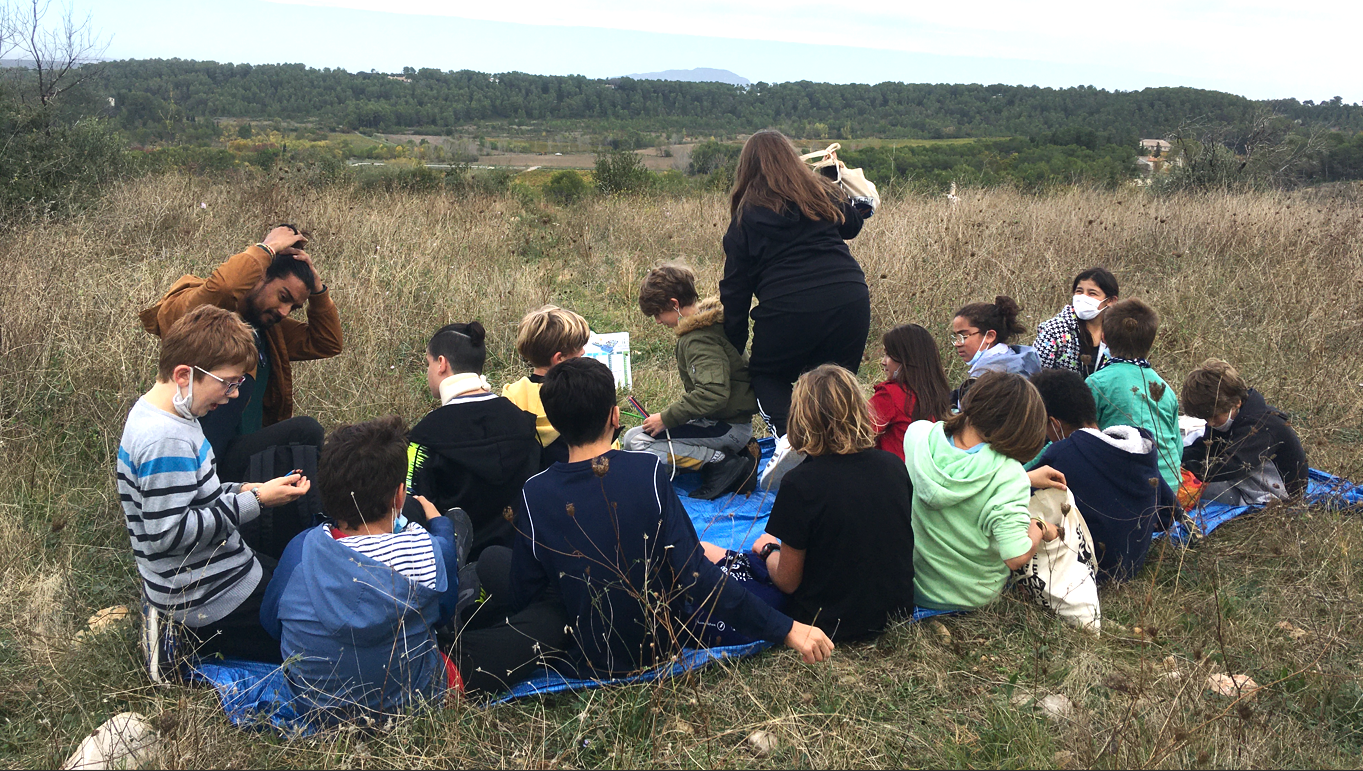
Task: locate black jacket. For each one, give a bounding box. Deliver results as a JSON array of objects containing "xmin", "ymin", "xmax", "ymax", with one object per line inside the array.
[
  {"xmin": 402, "ymin": 395, "xmax": 541, "ymax": 559},
  {"xmin": 1183, "ymin": 389, "xmax": 1308, "ymax": 498},
  {"xmin": 720, "ymin": 199, "xmax": 867, "ymax": 353}
]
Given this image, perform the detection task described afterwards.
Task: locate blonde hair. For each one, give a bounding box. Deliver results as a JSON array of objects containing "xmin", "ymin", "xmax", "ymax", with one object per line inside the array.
[
  {"xmin": 786, "ymin": 365, "xmax": 876, "ymax": 457},
  {"xmin": 941, "ymin": 370, "xmax": 1047, "ymax": 463},
  {"xmin": 157, "ymin": 306, "xmax": 256, "ymax": 382},
  {"xmin": 515, "ymin": 305, "xmax": 590, "ymax": 368}
]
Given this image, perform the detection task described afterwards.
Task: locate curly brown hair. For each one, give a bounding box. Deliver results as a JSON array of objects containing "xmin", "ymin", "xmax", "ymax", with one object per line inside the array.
[
  {"xmin": 638, "ymin": 264, "xmax": 699, "ymax": 317},
  {"xmin": 1181, "ymin": 359, "xmax": 1248, "ymax": 419},
  {"xmin": 787, "ymin": 365, "xmax": 876, "ymax": 457}
]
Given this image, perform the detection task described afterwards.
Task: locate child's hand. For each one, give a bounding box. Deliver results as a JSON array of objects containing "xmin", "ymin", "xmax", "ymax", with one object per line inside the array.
[
  {"xmin": 642, "ymin": 413, "xmax": 666, "ymax": 436},
  {"xmin": 1027, "ymin": 466, "xmax": 1067, "ymax": 491},
  {"xmin": 784, "ymin": 621, "xmax": 834, "ymax": 663},
  {"xmin": 254, "ymin": 474, "xmax": 310, "ymax": 507},
  {"xmin": 412, "ymin": 494, "xmax": 443, "ymax": 521}
]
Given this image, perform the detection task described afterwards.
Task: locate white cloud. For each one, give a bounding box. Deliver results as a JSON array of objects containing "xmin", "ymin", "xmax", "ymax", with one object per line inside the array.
[{"xmin": 263, "ymin": 0, "xmax": 1359, "ymax": 98}]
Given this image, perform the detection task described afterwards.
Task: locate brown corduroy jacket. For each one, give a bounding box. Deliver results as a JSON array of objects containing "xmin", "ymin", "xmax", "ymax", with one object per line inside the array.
[{"xmin": 138, "ymin": 245, "xmax": 343, "ymax": 426}]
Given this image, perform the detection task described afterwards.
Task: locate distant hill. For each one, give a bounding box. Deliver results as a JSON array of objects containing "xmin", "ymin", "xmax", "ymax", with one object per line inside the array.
[{"xmin": 627, "ymin": 68, "xmax": 749, "ymax": 86}]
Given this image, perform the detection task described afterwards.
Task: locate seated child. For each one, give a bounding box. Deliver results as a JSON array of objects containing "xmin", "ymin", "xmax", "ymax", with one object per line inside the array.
[
  {"xmin": 1181, "ymin": 359, "xmax": 1308, "ymax": 505},
  {"xmin": 623, "ymin": 264, "xmax": 760, "ymax": 500},
  {"xmin": 734, "ymin": 364, "xmax": 916, "ymax": 641},
  {"xmin": 502, "ymin": 305, "xmax": 591, "ymax": 470},
  {"xmin": 1031, "ymin": 369, "xmax": 1176, "ymax": 583},
  {"xmin": 504, "ymin": 357, "xmax": 834, "ymax": 678},
  {"xmin": 117, "ymin": 306, "xmax": 310, "ymax": 675},
  {"xmin": 403, "ymin": 321, "xmax": 541, "ymax": 559},
  {"xmin": 869, "ymin": 324, "xmax": 952, "ymax": 461},
  {"xmin": 905, "ymin": 371, "xmax": 1061, "ymax": 611},
  {"xmin": 261, "ymin": 417, "xmax": 463, "ymax": 721},
  {"xmin": 1085, "ymin": 298, "xmax": 1182, "ymax": 492}
]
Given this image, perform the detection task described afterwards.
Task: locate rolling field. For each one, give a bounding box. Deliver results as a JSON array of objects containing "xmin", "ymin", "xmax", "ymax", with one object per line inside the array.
[{"xmin": 1, "ymin": 177, "xmax": 1361, "ymax": 768}]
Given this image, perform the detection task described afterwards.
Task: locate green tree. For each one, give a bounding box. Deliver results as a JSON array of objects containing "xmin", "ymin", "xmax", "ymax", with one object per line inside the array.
[
  {"xmin": 544, "ymin": 169, "xmax": 588, "ymax": 205},
  {"xmin": 594, "ymin": 149, "xmax": 652, "ymax": 195}
]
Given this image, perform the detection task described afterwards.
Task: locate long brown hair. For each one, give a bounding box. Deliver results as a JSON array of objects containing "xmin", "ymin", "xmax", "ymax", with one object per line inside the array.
[
  {"xmin": 729, "ymin": 130, "xmax": 845, "ymax": 224},
  {"xmin": 881, "ymin": 324, "xmax": 951, "ymax": 423},
  {"xmin": 941, "ymin": 371, "xmax": 1047, "ymax": 463},
  {"xmin": 786, "ymin": 365, "xmax": 876, "ymax": 457}
]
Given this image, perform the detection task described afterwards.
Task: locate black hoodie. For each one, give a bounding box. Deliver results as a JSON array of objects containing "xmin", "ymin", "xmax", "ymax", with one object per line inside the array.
[
  {"xmin": 402, "ymin": 393, "xmax": 540, "ymax": 559},
  {"xmin": 720, "ymin": 199, "xmax": 867, "ymax": 353},
  {"xmin": 1183, "ymin": 388, "xmax": 1308, "ymax": 498},
  {"xmin": 1036, "ymin": 426, "xmax": 1177, "ymax": 583}
]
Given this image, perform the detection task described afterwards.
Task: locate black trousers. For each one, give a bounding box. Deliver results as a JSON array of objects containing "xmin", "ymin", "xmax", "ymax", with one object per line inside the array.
[
  {"xmin": 216, "ymin": 416, "xmax": 325, "ymax": 483},
  {"xmin": 451, "ymin": 546, "xmax": 569, "ymax": 695},
  {"xmin": 182, "ymin": 553, "xmax": 282, "ymax": 664},
  {"xmin": 748, "ymin": 296, "xmax": 871, "ymax": 436}
]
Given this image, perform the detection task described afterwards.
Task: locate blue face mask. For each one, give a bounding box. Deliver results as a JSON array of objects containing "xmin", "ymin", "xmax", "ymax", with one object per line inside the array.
[{"xmin": 968, "ymin": 337, "xmax": 996, "ymax": 367}]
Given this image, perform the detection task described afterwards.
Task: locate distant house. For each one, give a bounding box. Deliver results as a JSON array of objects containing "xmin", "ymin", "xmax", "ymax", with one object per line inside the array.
[
  {"xmin": 388, "ymin": 75, "xmax": 411, "ymax": 83},
  {"xmin": 1140, "ymin": 139, "xmax": 1171, "ymax": 153}
]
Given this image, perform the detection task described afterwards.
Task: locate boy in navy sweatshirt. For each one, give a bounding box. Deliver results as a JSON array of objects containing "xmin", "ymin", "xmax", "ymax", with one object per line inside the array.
[
  {"xmin": 1031, "ymin": 369, "xmax": 1176, "ymax": 583},
  {"xmin": 505, "ymin": 357, "xmax": 834, "ymax": 677}
]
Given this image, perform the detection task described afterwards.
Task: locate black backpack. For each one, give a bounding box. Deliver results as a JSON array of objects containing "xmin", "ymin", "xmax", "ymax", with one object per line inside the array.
[{"xmin": 240, "ymin": 443, "xmax": 324, "ymax": 561}]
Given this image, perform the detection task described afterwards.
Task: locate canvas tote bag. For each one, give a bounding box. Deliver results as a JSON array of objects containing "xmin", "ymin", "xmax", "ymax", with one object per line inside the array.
[
  {"xmin": 800, "ymin": 142, "xmax": 881, "ymax": 215},
  {"xmin": 1013, "ymin": 487, "xmax": 1102, "ymax": 632}
]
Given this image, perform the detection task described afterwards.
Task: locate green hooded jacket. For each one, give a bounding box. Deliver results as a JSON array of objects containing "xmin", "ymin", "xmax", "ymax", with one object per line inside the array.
[
  {"xmin": 1086, "ymin": 361, "xmax": 1182, "ymax": 491},
  {"xmin": 904, "ymin": 420, "xmax": 1034, "ymax": 611},
  {"xmin": 660, "ymin": 297, "xmax": 758, "ymax": 429}
]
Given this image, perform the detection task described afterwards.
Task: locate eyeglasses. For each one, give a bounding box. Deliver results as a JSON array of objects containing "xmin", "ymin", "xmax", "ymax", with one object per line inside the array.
[
  {"xmin": 194, "ymin": 366, "xmax": 247, "ymax": 394},
  {"xmin": 950, "ymin": 330, "xmax": 983, "ymax": 345}
]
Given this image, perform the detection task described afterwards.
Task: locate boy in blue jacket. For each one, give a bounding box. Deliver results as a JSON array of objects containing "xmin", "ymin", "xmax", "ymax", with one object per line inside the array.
[
  {"xmin": 502, "ymin": 357, "xmax": 834, "ymax": 679},
  {"xmin": 1031, "ymin": 369, "xmax": 1175, "ymax": 583},
  {"xmin": 262, "ymin": 416, "xmax": 464, "ymax": 721}
]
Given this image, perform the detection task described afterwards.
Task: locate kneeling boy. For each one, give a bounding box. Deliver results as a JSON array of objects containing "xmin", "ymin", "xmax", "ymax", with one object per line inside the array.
[
  {"xmin": 624, "ymin": 265, "xmax": 760, "ymax": 499},
  {"xmin": 118, "ymin": 306, "xmax": 310, "ymax": 675},
  {"xmin": 1031, "ymin": 369, "xmax": 1175, "ymax": 582},
  {"xmin": 261, "ymin": 417, "xmax": 463, "ymax": 721},
  {"xmin": 507, "ymin": 358, "xmax": 833, "ymax": 679},
  {"xmin": 1181, "ymin": 359, "xmax": 1307, "ymax": 506}
]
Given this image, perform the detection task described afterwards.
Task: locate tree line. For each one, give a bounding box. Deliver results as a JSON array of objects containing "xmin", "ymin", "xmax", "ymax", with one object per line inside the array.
[{"xmin": 98, "ymin": 59, "xmax": 1363, "ymax": 139}]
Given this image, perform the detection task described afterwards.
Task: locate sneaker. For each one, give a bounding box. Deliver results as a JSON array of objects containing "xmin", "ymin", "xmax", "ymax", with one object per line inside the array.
[
  {"xmin": 443, "ymin": 507, "xmax": 475, "ymax": 570},
  {"xmin": 758, "ymin": 434, "xmax": 805, "ymax": 491},
  {"xmin": 689, "ymin": 452, "xmax": 756, "ymax": 501},
  {"xmin": 734, "ymin": 440, "xmax": 762, "ymax": 496}
]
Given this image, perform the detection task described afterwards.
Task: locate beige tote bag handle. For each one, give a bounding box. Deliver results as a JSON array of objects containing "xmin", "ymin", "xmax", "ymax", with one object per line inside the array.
[{"xmin": 799, "ymin": 142, "xmax": 841, "ymax": 162}]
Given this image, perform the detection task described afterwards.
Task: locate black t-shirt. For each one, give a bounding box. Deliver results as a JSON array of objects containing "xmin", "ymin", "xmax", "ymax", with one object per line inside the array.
[{"xmin": 765, "ymin": 449, "xmax": 915, "ymax": 640}]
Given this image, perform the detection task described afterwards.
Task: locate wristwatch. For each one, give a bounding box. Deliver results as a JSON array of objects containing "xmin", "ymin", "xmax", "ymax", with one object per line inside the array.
[{"xmin": 759, "ymin": 542, "xmax": 782, "ymax": 560}]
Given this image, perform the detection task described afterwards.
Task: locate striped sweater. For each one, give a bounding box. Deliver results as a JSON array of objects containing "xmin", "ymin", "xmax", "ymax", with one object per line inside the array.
[{"xmin": 116, "ymin": 398, "xmax": 263, "ymax": 627}]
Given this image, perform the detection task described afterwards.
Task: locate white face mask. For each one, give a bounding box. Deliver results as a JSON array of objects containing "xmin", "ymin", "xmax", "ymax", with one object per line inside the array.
[
  {"xmin": 172, "ymin": 376, "xmax": 197, "ymax": 420},
  {"xmin": 1214, "ymin": 412, "xmax": 1236, "ymax": 432},
  {"xmin": 1073, "ymin": 294, "xmax": 1104, "ymax": 321}
]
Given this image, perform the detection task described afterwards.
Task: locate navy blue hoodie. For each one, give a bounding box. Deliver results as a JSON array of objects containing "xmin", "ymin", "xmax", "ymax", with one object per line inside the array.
[
  {"xmin": 1036, "ymin": 426, "xmax": 1177, "ymax": 583},
  {"xmin": 509, "ymin": 450, "xmax": 794, "ymax": 677},
  {"xmin": 261, "ymin": 518, "xmax": 459, "ymax": 720}
]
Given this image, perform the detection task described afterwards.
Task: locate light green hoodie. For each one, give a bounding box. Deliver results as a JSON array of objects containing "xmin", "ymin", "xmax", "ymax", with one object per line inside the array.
[{"xmin": 904, "ymin": 420, "xmax": 1034, "ymax": 611}]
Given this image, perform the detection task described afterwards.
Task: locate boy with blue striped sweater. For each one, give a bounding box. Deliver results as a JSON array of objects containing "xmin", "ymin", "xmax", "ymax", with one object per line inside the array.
[{"xmin": 117, "ymin": 306, "xmax": 309, "ymax": 673}]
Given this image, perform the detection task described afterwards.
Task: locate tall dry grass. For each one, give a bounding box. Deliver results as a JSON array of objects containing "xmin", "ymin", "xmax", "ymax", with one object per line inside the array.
[{"xmin": 1, "ymin": 175, "xmax": 1361, "ymax": 768}]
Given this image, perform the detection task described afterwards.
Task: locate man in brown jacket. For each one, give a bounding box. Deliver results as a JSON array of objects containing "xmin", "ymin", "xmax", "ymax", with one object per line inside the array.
[{"xmin": 139, "ymin": 225, "xmax": 343, "ymax": 480}]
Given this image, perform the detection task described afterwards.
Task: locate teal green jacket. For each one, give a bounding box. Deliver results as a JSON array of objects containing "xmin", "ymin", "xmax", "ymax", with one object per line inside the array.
[{"xmin": 1086, "ymin": 361, "xmax": 1182, "ymax": 491}]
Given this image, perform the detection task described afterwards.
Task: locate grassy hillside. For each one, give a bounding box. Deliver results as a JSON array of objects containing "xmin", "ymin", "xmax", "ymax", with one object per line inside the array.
[{"xmin": 1, "ymin": 180, "xmax": 1361, "ymax": 767}]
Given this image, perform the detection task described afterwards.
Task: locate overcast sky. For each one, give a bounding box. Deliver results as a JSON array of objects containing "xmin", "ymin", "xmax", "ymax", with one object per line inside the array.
[{"xmin": 83, "ymin": 0, "xmax": 1358, "ymax": 103}]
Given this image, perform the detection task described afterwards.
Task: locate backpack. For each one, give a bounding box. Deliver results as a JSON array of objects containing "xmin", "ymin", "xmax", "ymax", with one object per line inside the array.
[{"xmin": 240, "ymin": 443, "xmax": 323, "ymax": 561}]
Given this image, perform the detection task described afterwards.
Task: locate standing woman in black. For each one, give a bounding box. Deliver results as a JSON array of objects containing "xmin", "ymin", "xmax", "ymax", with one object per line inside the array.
[{"xmin": 720, "ymin": 130, "xmax": 872, "ymax": 476}]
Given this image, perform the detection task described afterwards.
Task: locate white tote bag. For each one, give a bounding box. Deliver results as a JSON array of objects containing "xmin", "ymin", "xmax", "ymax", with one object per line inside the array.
[
  {"xmin": 800, "ymin": 142, "xmax": 880, "ymax": 215},
  {"xmin": 1013, "ymin": 488, "xmax": 1102, "ymax": 633}
]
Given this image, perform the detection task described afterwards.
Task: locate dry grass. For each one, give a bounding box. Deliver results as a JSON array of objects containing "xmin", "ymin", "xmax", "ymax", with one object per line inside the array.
[{"xmin": 1, "ymin": 175, "xmax": 1361, "ymax": 768}]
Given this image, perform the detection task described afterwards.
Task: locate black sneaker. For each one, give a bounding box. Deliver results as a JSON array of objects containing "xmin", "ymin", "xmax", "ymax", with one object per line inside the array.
[{"xmin": 690, "ymin": 451, "xmax": 759, "ymax": 501}]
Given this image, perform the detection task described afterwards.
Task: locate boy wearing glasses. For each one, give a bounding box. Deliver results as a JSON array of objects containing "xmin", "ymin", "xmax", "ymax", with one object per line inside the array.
[{"xmin": 118, "ymin": 306, "xmax": 311, "ymax": 676}]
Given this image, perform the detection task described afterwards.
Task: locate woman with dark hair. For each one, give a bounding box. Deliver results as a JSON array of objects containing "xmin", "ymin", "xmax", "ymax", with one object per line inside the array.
[
  {"xmin": 869, "ymin": 324, "xmax": 952, "ymax": 460},
  {"xmin": 951, "ymin": 296, "xmax": 1041, "ymax": 378},
  {"xmin": 1034, "ymin": 267, "xmax": 1119, "ymax": 376},
  {"xmin": 719, "ymin": 130, "xmax": 872, "ymax": 486}
]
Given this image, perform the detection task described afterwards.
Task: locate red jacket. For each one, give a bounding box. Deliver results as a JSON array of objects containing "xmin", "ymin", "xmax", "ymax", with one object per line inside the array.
[{"xmin": 869, "ymin": 380, "xmax": 918, "ymax": 461}]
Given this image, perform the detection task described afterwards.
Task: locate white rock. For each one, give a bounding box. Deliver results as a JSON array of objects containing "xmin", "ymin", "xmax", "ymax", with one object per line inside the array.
[
  {"xmin": 62, "ymin": 712, "xmax": 158, "ymax": 770},
  {"xmin": 1038, "ymin": 694, "xmax": 1075, "ymax": 721},
  {"xmin": 747, "ymin": 729, "xmax": 777, "ymax": 756},
  {"xmin": 1206, "ymin": 673, "xmax": 1260, "ymax": 698}
]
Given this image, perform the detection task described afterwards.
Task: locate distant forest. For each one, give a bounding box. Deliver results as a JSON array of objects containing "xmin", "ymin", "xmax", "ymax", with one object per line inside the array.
[{"xmin": 98, "ymin": 59, "xmax": 1363, "ymax": 140}]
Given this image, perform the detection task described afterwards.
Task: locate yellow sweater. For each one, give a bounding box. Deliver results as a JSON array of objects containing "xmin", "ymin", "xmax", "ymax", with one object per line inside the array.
[{"xmin": 503, "ymin": 376, "xmax": 559, "ymax": 449}]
